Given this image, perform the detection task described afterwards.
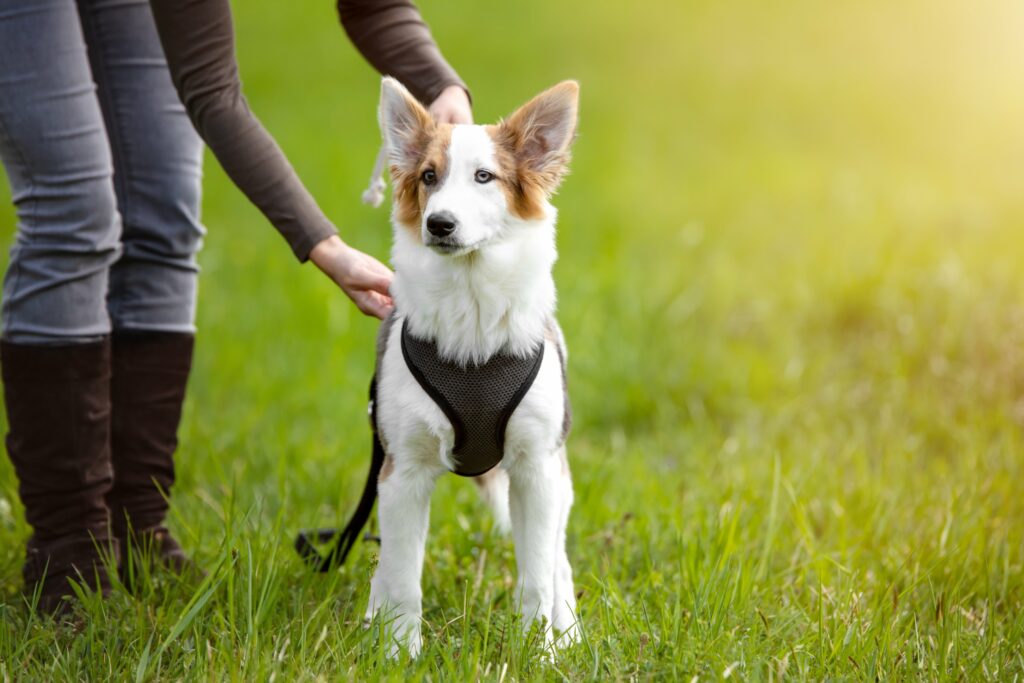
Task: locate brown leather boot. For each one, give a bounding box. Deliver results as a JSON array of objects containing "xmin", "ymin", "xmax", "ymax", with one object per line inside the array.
[
  {"xmin": 1, "ymin": 340, "xmax": 120, "ymax": 615},
  {"xmin": 107, "ymin": 331, "xmax": 200, "ymax": 578}
]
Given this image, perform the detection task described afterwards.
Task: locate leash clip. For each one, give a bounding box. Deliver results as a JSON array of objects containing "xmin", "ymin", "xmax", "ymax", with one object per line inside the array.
[{"xmin": 294, "ymin": 528, "xmax": 340, "ymax": 571}]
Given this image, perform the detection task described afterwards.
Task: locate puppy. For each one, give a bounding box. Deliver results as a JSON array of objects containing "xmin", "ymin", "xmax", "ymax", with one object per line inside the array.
[{"xmin": 368, "ymin": 77, "xmax": 579, "ymax": 656}]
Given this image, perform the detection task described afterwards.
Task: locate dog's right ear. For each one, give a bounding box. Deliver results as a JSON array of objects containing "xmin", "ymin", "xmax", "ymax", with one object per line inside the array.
[{"xmin": 379, "ymin": 77, "xmax": 432, "ymax": 173}]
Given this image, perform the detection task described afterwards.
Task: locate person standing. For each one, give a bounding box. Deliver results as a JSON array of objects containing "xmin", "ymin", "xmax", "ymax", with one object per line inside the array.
[{"xmin": 0, "ymin": 0, "xmax": 471, "ymax": 613}]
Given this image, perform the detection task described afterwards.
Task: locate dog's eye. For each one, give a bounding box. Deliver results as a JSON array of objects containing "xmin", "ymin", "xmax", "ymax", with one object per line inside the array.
[
  {"xmin": 421, "ymin": 169, "xmax": 437, "ymax": 186},
  {"xmin": 474, "ymin": 169, "xmax": 495, "ymax": 184}
]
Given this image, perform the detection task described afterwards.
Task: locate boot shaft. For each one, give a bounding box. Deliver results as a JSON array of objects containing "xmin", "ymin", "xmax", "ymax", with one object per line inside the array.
[
  {"xmin": 108, "ymin": 331, "xmax": 194, "ymax": 535},
  {"xmin": 1, "ymin": 339, "xmax": 114, "ymax": 541}
]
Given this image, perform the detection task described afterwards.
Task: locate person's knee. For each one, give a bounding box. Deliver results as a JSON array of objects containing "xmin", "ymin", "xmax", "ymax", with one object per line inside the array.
[
  {"xmin": 121, "ymin": 162, "xmax": 205, "ymax": 262},
  {"xmin": 2, "ymin": 176, "xmax": 121, "ymax": 342},
  {"xmin": 106, "ymin": 167, "xmax": 202, "ymax": 332},
  {"xmin": 16, "ymin": 175, "xmax": 121, "ymax": 257}
]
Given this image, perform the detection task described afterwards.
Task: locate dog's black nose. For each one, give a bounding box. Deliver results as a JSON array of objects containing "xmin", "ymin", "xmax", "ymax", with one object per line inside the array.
[{"xmin": 426, "ymin": 212, "xmax": 457, "ymax": 237}]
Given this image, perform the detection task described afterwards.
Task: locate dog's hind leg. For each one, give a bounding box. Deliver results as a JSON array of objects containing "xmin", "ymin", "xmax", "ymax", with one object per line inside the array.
[
  {"xmin": 550, "ymin": 446, "xmax": 579, "ymax": 645},
  {"xmin": 508, "ymin": 452, "xmax": 561, "ymax": 645},
  {"xmin": 473, "ymin": 468, "xmax": 511, "ymax": 534},
  {"xmin": 366, "ymin": 459, "xmax": 439, "ymax": 658}
]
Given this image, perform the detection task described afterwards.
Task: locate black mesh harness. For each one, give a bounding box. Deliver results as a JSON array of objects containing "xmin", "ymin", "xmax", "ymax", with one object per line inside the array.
[
  {"xmin": 400, "ymin": 323, "xmax": 545, "ymax": 477},
  {"xmin": 295, "ymin": 316, "xmax": 552, "ymax": 571}
]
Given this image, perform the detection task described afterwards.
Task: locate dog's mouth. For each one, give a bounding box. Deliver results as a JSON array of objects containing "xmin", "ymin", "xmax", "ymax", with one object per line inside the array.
[{"xmin": 425, "ymin": 236, "xmax": 482, "ymax": 256}]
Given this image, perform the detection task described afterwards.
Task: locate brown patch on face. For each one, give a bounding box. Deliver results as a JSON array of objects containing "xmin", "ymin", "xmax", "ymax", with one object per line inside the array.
[
  {"xmin": 391, "ymin": 124, "xmax": 454, "ymax": 235},
  {"xmin": 486, "ymin": 82, "xmax": 580, "ymax": 221},
  {"xmin": 486, "ymin": 124, "xmax": 548, "ymax": 220}
]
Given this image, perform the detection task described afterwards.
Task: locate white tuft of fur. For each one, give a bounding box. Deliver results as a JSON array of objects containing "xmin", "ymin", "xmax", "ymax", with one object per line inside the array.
[
  {"xmin": 475, "ymin": 469, "xmax": 512, "ymax": 534},
  {"xmin": 361, "ymin": 145, "xmax": 388, "ymax": 207},
  {"xmin": 391, "ymin": 219, "xmax": 557, "ymax": 365}
]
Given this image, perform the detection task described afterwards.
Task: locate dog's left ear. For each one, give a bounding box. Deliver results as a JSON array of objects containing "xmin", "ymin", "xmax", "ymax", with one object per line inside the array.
[{"xmin": 498, "ymin": 81, "xmax": 579, "ymax": 191}]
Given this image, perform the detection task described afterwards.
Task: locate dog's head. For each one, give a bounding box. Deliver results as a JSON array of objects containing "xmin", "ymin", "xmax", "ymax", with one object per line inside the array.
[{"xmin": 379, "ymin": 78, "xmax": 579, "ymax": 256}]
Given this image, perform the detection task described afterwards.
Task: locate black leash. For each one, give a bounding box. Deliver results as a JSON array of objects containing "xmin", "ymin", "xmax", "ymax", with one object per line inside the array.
[{"xmin": 294, "ymin": 377, "xmax": 383, "ymax": 572}]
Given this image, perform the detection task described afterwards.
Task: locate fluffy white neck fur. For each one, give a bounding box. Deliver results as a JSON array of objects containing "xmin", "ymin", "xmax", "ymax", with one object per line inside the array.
[{"xmin": 391, "ymin": 212, "xmax": 558, "ymax": 366}]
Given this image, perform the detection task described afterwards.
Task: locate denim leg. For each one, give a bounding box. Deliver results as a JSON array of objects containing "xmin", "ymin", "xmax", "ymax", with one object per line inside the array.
[
  {"xmin": 0, "ymin": 0, "xmax": 121, "ymax": 344},
  {"xmin": 77, "ymin": 0, "xmax": 205, "ymax": 334}
]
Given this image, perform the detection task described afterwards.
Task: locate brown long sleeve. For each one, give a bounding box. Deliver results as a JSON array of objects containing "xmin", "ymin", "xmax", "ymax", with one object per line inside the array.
[
  {"xmin": 338, "ymin": 0, "xmax": 468, "ymax": 105},
  {"xmin": 149, "ymin": 0, "xmax": 337, "ymax": 261},
  {"xmin": 149, "ymin": 0, "xmax": 468, "ymax": 262}
]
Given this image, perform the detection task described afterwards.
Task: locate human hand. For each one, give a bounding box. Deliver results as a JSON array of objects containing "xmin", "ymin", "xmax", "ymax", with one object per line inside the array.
[
  {"xmin": 309, "ymin": 235, "xmax": 394, "ymax": 319},
  {"xmin": 429, "ymin": 84, "xmax": 473, "ymax": 124}
]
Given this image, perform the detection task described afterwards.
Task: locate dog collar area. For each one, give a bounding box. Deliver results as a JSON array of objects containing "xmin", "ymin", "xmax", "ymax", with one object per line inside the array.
[{"xmin": 399, "ymin": 322, "xmax": 545, "ymax": 477}]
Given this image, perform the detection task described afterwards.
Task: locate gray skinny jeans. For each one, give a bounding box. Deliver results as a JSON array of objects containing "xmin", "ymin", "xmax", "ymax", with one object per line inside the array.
[{"xmin": 0, "ymin": 0, "xmax": 204, "ymax": 344}]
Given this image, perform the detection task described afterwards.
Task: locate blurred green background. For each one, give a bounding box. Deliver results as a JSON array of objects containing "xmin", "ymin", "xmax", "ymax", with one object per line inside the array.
[{"xmin": 2, "ymin": 0, "xmax": 1024, "ymax": 678}]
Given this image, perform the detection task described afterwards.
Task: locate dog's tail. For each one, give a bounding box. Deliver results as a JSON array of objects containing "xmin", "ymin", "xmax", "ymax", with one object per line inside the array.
[{"xmin": 472, "ymin": 468, "xmax": 511, "ymax": 534}]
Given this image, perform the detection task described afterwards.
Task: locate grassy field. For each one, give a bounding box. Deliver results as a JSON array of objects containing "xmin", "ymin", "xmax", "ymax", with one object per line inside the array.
[{"xmin": 3, "ymin": 0, "xmax": 1024, "ymax": 679}]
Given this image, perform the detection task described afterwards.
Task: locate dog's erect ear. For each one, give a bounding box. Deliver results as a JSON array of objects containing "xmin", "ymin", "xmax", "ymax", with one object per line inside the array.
[
  {"xmin": 499, "ymin": 81, "xmax": 579, "ymax": 187},
  {"xmin": 379, "ymin": 77, "xmax": 432, "ymax": 171}
]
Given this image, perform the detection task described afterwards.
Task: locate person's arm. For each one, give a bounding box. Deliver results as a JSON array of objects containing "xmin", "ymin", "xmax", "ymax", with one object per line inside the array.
[
  {"xmin": 338, "ymin": 0, "xmax": 469, "ymax": 110},
  {"xmin": 150, "ymin": 0, "xmax": 333, "ymax": 262},
  {"xmin": 148, "ymin": 0, "xmax": 393, "ymax": 318}
]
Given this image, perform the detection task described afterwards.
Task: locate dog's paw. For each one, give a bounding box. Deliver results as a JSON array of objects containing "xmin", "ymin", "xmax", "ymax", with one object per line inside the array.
[
  {"xmin": 553, "ymin": 621, "xmax": 580, "ymax": 649},
  {"xmin": 388, "ymin": 617, "xmax": 422, "ymax": 659},
  {"xmin": 551, "ymin": 598, "xmax": 578, "ymax": 637},
  {"xmin": 365, "ymin": 594, "xmax": 423, "ymax": 658}
]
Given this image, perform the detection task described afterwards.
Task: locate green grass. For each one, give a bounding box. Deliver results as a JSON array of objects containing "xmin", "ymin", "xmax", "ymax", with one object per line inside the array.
[{"xmin": 3, "ymin": 0, "xmax": 1024, "ymax": 679}]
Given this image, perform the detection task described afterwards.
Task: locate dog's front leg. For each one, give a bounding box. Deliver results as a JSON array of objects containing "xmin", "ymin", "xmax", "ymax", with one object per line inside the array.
[
  {"xmin": 508, "ymin": 453, "xmax": 561, "ymax": 644},
  {"xmin": 551, "ymin": 446, "xmax": 579, "ymax": 644},
  {"xmin": 366, "ymin": 459, "xmax": 437, "ymax": 657}
]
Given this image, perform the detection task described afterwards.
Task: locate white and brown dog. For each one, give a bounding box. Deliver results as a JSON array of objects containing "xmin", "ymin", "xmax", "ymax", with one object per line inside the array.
[{"xmin": 368, "ymin": 77, "xmax": 579, "ymax": 656}]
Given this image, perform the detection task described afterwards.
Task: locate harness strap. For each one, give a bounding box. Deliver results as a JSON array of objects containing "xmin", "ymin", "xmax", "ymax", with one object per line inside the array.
[{"xmin": 294, "ymin": 377, "xmax": 384, "ymax": 572}]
